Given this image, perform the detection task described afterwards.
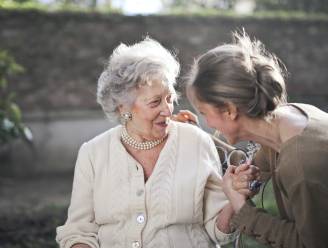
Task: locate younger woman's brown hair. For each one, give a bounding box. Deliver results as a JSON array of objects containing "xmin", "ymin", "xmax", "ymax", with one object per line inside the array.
[{"xmin": 187, "ymin": 30, "xmax": 287, "ymax": 118}]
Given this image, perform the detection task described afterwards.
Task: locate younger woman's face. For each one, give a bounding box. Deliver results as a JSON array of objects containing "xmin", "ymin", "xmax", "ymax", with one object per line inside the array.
[
  {"xmin": 125, "ymin": 80, "xmax": 176, "ymax": 140},
  {"xmin": 195, "ymin": 101, "xmax": 240, "ymax": 144}
]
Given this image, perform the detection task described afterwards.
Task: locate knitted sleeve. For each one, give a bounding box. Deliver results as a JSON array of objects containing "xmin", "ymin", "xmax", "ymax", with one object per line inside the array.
[
  {"xmin": 56, "ymin": 143, "xmax": 100, "ymax": 248},
  {"xmin": 201, "ymin": 133, "xmax": 238, "ymax": 245}
]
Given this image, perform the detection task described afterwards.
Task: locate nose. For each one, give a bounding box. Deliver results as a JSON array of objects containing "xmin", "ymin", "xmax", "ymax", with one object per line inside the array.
[{"xmin": 160, "ymin": 100, "xmax": 173, "ymax": 116}]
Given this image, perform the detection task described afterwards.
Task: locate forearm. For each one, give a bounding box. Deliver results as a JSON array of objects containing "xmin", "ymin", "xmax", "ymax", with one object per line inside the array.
[
  {"xmin": 205, "ymin": 202, "xmax": 238, "ymax": 245},
  {"xmin": 216, "ymin": 203, "xmax": 235, "ymax": 233},
  {"xmin": 231, "ymin": 200, "xmax": 302, "ymax": 248}
]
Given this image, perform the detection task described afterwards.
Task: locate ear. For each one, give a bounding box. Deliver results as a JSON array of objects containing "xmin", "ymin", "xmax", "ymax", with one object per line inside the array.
[
  {"xmin": 117, "ymin": 105, "xmax": 123, "ymax": 115},
  {"xmin": 118, "ymin": 104, "xmax": 130, "ymax": 115},
  {"xmin": 225, "ymin": 102, "xmax": 238, "ymax": 121}
]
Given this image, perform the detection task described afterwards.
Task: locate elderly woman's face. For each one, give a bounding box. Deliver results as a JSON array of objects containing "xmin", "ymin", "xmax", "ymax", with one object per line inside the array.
[{"xmin": 127, "ymin": 80, "xmax": 176, "ymax": 140}]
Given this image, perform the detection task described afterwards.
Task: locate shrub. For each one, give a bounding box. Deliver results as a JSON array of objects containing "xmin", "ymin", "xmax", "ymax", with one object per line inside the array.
[{"xmin": 0, "ymin": 50, "xmax": 33, "ymax": 146}]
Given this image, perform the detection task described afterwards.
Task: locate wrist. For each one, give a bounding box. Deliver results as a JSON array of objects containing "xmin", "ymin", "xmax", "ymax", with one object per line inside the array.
[
  {"xmin": 216, "ymin": 203, "xmax": 235, "ymax": 233},
  {"xmin": 226, "ymin": 192, "xmax": 246, "ymax": 213},
  {"xmin": 232, "ymin": 198, "xmax": 246, "ymax": 213}
]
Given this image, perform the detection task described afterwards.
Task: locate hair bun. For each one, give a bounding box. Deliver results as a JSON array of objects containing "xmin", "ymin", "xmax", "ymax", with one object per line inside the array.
[{"xmin": 247, "ymin": 63, "xmax": 286, "ymax": 117}]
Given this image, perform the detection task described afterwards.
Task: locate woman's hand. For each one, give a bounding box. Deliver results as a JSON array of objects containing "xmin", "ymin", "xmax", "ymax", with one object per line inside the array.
[
  {"xmin": 171, "ymin": 110, "xmax": 199, "ymax": 126},
  {"xmin": 232, "ymin": 163, "xmax": 261, "ymax": 197},
  {"xmin": 222, "ymin": 165, "xmax": 247, "ymax": 213}
]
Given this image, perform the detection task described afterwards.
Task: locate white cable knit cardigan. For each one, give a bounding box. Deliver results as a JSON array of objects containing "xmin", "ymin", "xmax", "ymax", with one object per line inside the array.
[{"xmin": 56, "ymin": 121, "xmax": 236, "ymax": 248}]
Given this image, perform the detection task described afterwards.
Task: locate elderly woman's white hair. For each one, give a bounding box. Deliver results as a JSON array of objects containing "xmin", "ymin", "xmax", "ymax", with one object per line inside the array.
[{"xmin": 97, "ymin": 37, "xmax": 180, "ymax": 120}]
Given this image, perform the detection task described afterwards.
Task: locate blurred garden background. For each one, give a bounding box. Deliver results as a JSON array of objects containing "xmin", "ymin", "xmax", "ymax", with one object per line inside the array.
[{"xmin": 1, "ymin": 0, "xmax": 328, "ymax": 247}]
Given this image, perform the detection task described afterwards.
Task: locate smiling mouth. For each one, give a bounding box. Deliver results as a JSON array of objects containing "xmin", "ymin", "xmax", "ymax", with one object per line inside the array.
[{"xmin": 155, "ymin": 119, "xmax": 170, "ymax": 127}]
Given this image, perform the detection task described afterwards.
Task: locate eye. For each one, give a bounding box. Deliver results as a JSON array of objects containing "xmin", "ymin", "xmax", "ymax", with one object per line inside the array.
[{"xmin": 149, "ymin": 99, "xmax": 161, "ymax": 107}]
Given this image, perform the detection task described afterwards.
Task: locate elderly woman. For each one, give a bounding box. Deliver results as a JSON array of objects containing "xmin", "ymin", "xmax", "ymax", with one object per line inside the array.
[
  {"xmin": 56, "ymin": 38, "xmax": 240, "ymax": 248},
  {"xmin": 186, "ymin": 31, "xmax": 328, "ymax": 248}
]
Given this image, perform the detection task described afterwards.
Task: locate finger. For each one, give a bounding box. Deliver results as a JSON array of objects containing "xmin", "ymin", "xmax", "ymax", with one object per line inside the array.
[
  {"xmin": 179, "ymin": 109, "xmax": 194, "ymax": 116},
  {"xmin": 235, "ymin": 163, "xmax": 250, "ymax": 174},
  {"xmin": 172, "ymin": 114, "xmax": 188, "ymax": 122},
  {"xmin": 239, "ymin": 170, "xmax": 260, "ymax": 180},
  {"xmin": 240, "ymin": 165, "xmax": 259, "ymax": 176},
  {"xmin": 236, "ymin": 189, "xmax": 255, "ymax": 197},
  {"xmin": 249, "ymin": 164, "xmax": 260, "ymax": 171},
  {"xmin": 232, "ymin": 180, "xmax": 249, "ymax": 191},
  {"xmin": 179, "ymin": 110, "xmax": 199, "ymax": 124},
  {"xmin": 178, "ymin": 110, "xmax": 193, "ymax": 118},
  {"xmin": 172, "ymin": 113, "xmax": 190, "ymax": 123},
  {"xmin": 171, "ymin": 114, "xmax": 178, "ymax": 121},
  {"xmin": 234, "ymin": 182, "xmax": 261, "ymax": 195},
  {"xmin": 225, "ymin": 165, "xmax": 236, "ymax": 175},
  {"xmin": 235, "ymin": 173, "xmax": 256, "ymax": 182}
]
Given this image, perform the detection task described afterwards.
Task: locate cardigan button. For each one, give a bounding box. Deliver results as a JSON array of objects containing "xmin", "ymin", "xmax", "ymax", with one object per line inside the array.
[
  {"xmin": 136, "ymin": 189, "xmax": 144, "ymax": 196},
  {"xmin": 136, "ymin": 214, "xmax": 145, "ymax": 224},
  {"xmin": 132, "ymin": 241, "xmax": 140, "ymax": 248}
]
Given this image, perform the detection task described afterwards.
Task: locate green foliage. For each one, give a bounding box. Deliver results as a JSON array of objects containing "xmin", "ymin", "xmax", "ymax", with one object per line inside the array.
[
  {"xmin": 161, "ymin": 7, "xmax": 328, "ymax": 20},
  {"xmin": 256, "ymin": 0, "xmax": 328, "ymax": 13},
  {"xmin": 0, "ymin": 50, "xmax": 33, "ymax": 145},
  {"xmin": 163, "ymin": 0, "xmax": 328, "ymax": 15},
  {"xmin": 0, "ymin": 0, "xmax": 121, "ymax": 13},
  {"xmin": 0, "ymin": 0, "xmax": 47, "ymax": 10},
  {"xmin": 161, "ymin": 0, "xmax": 235, "ymax": 13}
]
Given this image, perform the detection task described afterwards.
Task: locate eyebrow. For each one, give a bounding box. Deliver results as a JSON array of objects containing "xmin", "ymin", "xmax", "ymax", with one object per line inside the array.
[
  {"xmin": 144, "ymin": 91, "xmax": 175, "ymax": 102},
  {"xmin": 144, "ymin": 95, "xmax": 161, "ymax": 102}
]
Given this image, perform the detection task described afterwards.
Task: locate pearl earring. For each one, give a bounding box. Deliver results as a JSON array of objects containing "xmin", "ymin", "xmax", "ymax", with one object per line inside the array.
[{"xmin": 121, "ymin": 112, "xmax": 132, "ymax": 124}]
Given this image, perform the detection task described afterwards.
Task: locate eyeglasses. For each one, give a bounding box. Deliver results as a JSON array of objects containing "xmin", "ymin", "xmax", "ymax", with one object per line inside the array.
[
  {"xmin": 216, "ymin": 146, "xmax": 249, "ymax": 173},
  {"xmin": 212, "ymin": 132, "xmax": 261, "ymax": 174}
]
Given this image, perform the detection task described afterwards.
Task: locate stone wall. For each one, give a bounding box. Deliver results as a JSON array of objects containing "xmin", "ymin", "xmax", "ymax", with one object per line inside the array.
[
  {"xmin": 1, "ymin": 10, "xmax": 328, "ymax": 111},
  {"xmin": 1, "ymin": 10, "xmax": 327, "ymax": 174}
]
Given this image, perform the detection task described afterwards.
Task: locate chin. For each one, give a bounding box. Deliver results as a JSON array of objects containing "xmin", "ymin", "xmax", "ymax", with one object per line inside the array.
[
  {"xmin": 153, "ymin": 122, "xmax": 170, "ymax": 137},
  {"xmin": 155, "ymin": 128, "xmax": 169, "ymax": 139},
  {"xmin": 225, "ymin": 135, "xmax": 238, "ymax": 145},
  {"xmin": 154, "ymin": 128, "xmax": 169, "ymax": 139}
]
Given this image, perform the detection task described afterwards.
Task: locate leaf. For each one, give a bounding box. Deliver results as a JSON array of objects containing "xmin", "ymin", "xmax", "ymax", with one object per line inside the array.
[
  {"xmin": 9, "ymin": 103, "xmax": 22, "ymax": 123},
  {"xmin": 0, "ymin": 49, "xmax": 31, "ymax": 146},
  {"xmin": 23, "ymin": 126, "xmax": 33, "ymax": 142},
  {"xmin": 0, "ymin": 77, "xmax": 7, "ymax": 89},
  {"xmin": 7, "ymin": 92, "xmax": 16, "ymax": 102},
  {"xmin": 2, "ymin": 118, "xmax": 15, "ymax": 131}
]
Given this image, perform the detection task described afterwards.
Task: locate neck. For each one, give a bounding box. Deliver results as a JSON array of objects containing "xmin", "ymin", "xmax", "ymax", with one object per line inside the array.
[
  {"xmin": 125, "ymin": 122, "xmax": 153, "ymax": 142},
  {"xmin": 237, "ymin": 115, "xmax": 282, "ymax": 152},
  {"xmin": 121, "ymin": 125, "xmax": 166, "ymax": 150}
]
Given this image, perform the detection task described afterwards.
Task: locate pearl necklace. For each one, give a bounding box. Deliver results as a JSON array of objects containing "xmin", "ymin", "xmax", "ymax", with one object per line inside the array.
[{"xmin": 121, "ymin": 125, "xmax": 167, "ymax": 150}]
